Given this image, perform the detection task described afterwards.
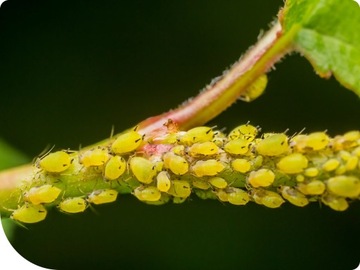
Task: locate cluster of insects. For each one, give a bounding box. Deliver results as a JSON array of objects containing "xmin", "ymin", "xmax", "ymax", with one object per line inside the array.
[{"xmin": 8, "ymin": 122, "xmax": 360, "ymax": 223}]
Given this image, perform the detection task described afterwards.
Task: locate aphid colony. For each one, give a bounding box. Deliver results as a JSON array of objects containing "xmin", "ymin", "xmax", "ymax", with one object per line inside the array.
[{"xmin": 9, "ymin": 124, "xmax": 360, "ymax": 223}]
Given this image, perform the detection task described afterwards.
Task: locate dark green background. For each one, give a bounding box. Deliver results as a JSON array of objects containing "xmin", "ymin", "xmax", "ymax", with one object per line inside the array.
[{"xmin": 1, "ymin": 0, "xmax": 359, "ymax": 269}]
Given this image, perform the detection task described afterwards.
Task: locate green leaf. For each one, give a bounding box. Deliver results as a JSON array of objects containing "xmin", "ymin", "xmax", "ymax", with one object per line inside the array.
[
  {"xmin": 281, "ymin": 0, "xmax": 360, "ymax": 94},
  {"xmin": 0, "ymin": 138, "xmax": 29, "ymax": 170}
]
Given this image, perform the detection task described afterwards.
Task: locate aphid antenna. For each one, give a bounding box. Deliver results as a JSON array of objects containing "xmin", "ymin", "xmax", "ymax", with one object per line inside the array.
[
  {"xmin": 109, "ymin": 125, "xmax": 115, "ymax": 139},
  {"xmin": 33, "ymin": 144, "xmax": 56, "ymax": 164}
]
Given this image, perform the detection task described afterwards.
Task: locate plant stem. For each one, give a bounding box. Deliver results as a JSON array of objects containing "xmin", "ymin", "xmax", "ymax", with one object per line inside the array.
[
  {"xmin": 0, "ymin": 21, "xmax": 297, "ymax": 199},
  {"xmin": 137, "ymin": 21, "xmax": 292, "ymax": 134}
]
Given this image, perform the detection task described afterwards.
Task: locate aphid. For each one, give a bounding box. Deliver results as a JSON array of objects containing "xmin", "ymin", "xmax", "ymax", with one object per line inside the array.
[
  {"xmin": 256, "ymin": 133, "xmax": 289, "ymax": 156},
  {"xmin": 111, "ymin": 127, "xmax": 143, "ymax": 154},
  {"xmin": 224, "ymin": 138, "xmax": 250, "ymax": 155},
  {"xmin": 304, "ymin": 167, "xmax": 319, "ymax": 177},
  {"xmin": 25, "ymin": 184, "xmax": 62, "ymax": 205},
  {"xmin": 335, "ymin": 165, "xmax": 347, "ymax": 175},
  {"xmin": 345, "ymin": 156, "xmax": 358, "ymax": 171},
  {"xmin": 296, "ymin": 174, "xmax": 305, "ymax": 182},
  {"xmin": 252, "ymin": 189, "xmax": 285, "ymax": 208},
  {"xmin": 247, "ymin": 169, "xmax": 275, "ymax": 188},
  {"xmin": 239, "ymin": 74, "xmax": 268, "ymax": 102},
  {"xmin": 58, "ymin": 197, "xmax": 87, "ymax": 213},
  {"xmin": 11, "ymin": 204, "xmax": 47, "ymax": 223},
  {"xmin": 130, "ymin": 156, "xmax": 157, "ymax": 184},
  {"xmin": 189, "ymin": 141, "xmax": 219, "ymax": 156},
  {"xmin": 134, "ymin": 186, "xmax": 161, "ymax": 202},
  {"xmin": 212, "ymin": 130, "xmax": 227, "ymax": 147},
  {"xmin": 87, "ymin": 189, "xmax": 118, "ymax": 205},
  {"xmin": 227, "ymin": 188, "xmax": 250, "ymax": 205},
  {"xmin": 228, "ymin": 123, "xmax": 259, "ymax": 142},
  {"xmin": 322, "ymin": 158, "xmax": 340, "ymax": 172},
  {"xmin": 163, "ymin": 152, "xmax": 189, "ymax": 175},
  {"xmin": 192, "ymin": 180, "xmax": 211, "ymax": 190},
  {"xmin": 215, "ymin": 189, "xmax": 229, "ymax": 202},
  {"xmin": 167, "ymin": 180, "xmax": 191, "ymax": 198},
  {"xmin": 326, "ymin": 175, "xmax": 360, "ymax": 198},
  {"xmin": 172, "ymin": 196, "xmax": 188, "ymax": 204},
  {"xmin": 305, "ymin": 132, "xmax": 330, "ymax": 151},
  {"xmin": 276, "ymin": 153, "xmax": 308, "ymax": 174},
  {"xmin": 179, "ymin": 126, "xmax": 214, "ymax": 145},
  {"xmin": 297, "ymin": 180, "xmax": 325, "ymax": 195},
  {"xmin": 208, "ymin": 177, "xmax": 228, "ymax": 189},
  {"xmin": 280, "ymin": 186, "xmax": 309, "ymax": 207},
  {"xmin": 191, "ymin": 159, "xmax": 225, "ymax": 177},
  {"xmin": 39, "ymin": 151, "xmax": 71, "ymax": 173},
  {"xmin": 343, "ymin": 130, "xmax": 360, "ymax": 143},
  {"xmin": 80, "ymin": 147, "xmax": 110, "ymax": 167},
  {"xmin": 231, "ymin": 158, "xmax": 251, "ymax": 173},
  {"xmin": 321, "ymin": 194, "xmax": 349, "ymax": 211},
  {"xmin": 156, "ymin": 171, "xmax": 171, "ymax": 192},
  {"xmin": 104, "ymin": 155, "xmax": 127, "ymax": 180},
  {"xmin": 171, "ymin": 145, "xmax": 185, "ymax": 155}
]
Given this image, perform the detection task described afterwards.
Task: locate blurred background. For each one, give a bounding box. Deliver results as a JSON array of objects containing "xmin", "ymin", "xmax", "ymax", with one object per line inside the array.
[{"xmin": 0, "ymin": 0, "xmax": 359, "ymax": 269}]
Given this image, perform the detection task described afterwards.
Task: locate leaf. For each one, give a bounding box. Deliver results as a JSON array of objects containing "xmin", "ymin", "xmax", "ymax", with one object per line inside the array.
[
  {"xmin": 281, "ymin": 0, "xmax": 360, "ymax": 94},
  {"xmin": 0, "ymin": 138, "xmax": 29, "ymax": 170}
]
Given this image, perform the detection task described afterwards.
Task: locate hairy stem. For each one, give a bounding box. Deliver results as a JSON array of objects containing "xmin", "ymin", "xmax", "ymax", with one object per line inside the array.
[{"xmin": 0, "ymin": 21, "xmax": 299, "ymax": 202}]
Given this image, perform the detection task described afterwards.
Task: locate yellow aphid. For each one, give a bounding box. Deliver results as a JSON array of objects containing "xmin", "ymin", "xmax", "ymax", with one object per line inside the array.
[
  {"xmin": 179, "ymin": 126, "xmax": 214, "ymax": 145},
  {"xmin": 167, "ymin": 180, "xmax": 191, "ymax": 198},
  {"xmin": 304, "ymin": 167, "xmax": 319, "ymax": 177},
  {"xmin": 280, "ymin": 186, "xmax": 309, "ymax": 207},
  {"xmin": 345, "ymin": 156, "xmax": 358, "ymax": 171},
  {"xmin": 208, "ymin": 177, "xmax": 228, "ymax": 189},
  {"xmin": 192, "ymin": 159, "xmax": 225, "ymax": 177},
  {"xmin": 252, "ymin": 189, "xmax": 285, "ymax": 208},
  {"xmin": 296, "ymin": 174, "xmax": 305, "ymax": 182},
  {"xmin": 156, "ymin": 171, "xmax": 171, "ymax": 192},
  {"xmin": 321, "ymin": 194, "xmax": 349, "ymax": 211},
  {"xmin": 58, "ymin": 197, "xmax": 87, "ymax": 213},
  {"xmin": 247, "ymin": 169, "xmax": 275, "ymax": 188},
  {"xmin": 39, "ymin": 151, "xmax": 71, "ymax": 173},
  {"xmin": 227, "ymin": 188, "xmax": 250, "ymax": 205},
  {"xmin": 130, "ymin": 157, "xmax": 157, "ymax": 184},
  {"xmin": 343, "ymin": 130, "xmax": 360, "ymax": 142},
  {"xmin": 134, "ymin": 186, "xmax": 161, "ymax": 202},
  {"xmin": 87, "ymin": 189, "xmax": 118, "ymax": 205},
  {"xmin": 104, "ymin": 155, "xmax": 127, "ymax": 180},
  {"xmin": 306, "ymin": 132, "xmax": 329, "ymax": 150},
  {"xmin": 231, "ymin": 159, "xmax": 251, "ymax": 173},
  {"xmin": 276, "ymin": 153, "xmax": 308, "ymax": 174},
  {"xmin": 228, "ymin": 124, "xmax": 259, "ymax": 141},
  {"xmin": 326, "ymin": 176, "xmax": 360, "ymax": 198},
  {"xmin": 192, "ymin": 180, "xmax": 211, "ymax": 190},
  {"xmin": 163, "ymin": 152, "xmax": 189, "ymax": 175},
  {"xmin": 216, "ymin": 189, "xmax": 229, "ymax": 202},
  {"xmin": 80, "ymin": 147, "xmax": 110, "ymax": 167},
  {"xmin": 322, "ymin": 158, "xmax": 340, "ymax": 172},
  {"xmin": 171, "ymin": 145, "xmax": 185, "ymax": 155},
  {"xmin": 25, "ymin": 184, "xmax": 62, "ymax": 205},
  {"xmin": 189, "ymin": 141, "xmax": 219, "ymax": 156},
  {"xmin": 212, "ymin": 131, "xmax": 227, "ymax": 146},
  {"xmin": 338, "ymin": 150, "xmax": 352, "ymax": 161},
  {"xmin": 352, "ymin": 146, "xmax": 360, "ymax": 157},
  {"xmin": 291, "ymin": 134, "xmax": 307, "ymax": 151},
  {"xmin": 11, "ymin": 204, "xmax": 47, "ymax": 223},
  {"xmin": 224, "ymin": 138, "xmax": 250, "ymax": 155},
  {"xmin": 256, "ymin": 133, "xmax": 289, "ymax": 156},
  {"xmin": 239, "ymin": 74, "xmax": 268, "ymax": 102},
  {"xmin": 111, "ymin": 128, "xmax": 143, "ymax": 154},
  {"xmin": 297, "ymin": 180, "xmax": 325, "ymax": 195},
  {"xmin": 335, "ymin": 165, "xmax": 347, "ymax": 175}
]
